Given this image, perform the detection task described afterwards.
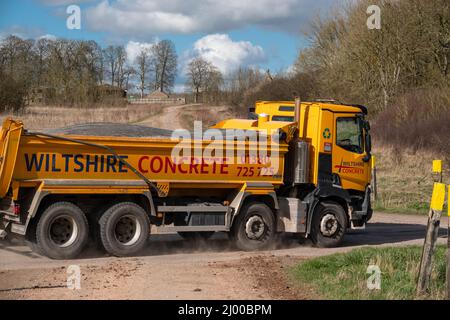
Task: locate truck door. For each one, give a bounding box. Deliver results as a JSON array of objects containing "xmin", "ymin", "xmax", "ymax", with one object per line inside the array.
[{"xmin": 332, "ymin": 115, "xmax": 370, "ymax": 191}]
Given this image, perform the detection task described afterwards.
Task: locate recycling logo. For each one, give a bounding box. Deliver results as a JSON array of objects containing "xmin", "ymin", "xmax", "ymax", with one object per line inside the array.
[{"xmin": 323, "ymin": 128, "xmax": 331, "ymax": 139}]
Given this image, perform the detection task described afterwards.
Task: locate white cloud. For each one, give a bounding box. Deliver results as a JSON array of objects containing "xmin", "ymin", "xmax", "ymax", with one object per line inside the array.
[
  {"xmin": 86, "ymin": 1, "xmax": 197, "ymax": 35},
  {"xmin": 38, "ymin": 34, "xmax": 57, "ymax": 41},
  {"xmin": 0, "ymin": 26, "xmax": 54, "ymax": 41},
  {"xmin": 84, "ymin": 0, "xmax": 337, "ymax": 36},
  {"xmin": 186, "ymin": 34, "xmax": 266, "ymax": 74},
  {"xmin": 125, "ymin": 40, "xmax": 157, "ymax": 64}
]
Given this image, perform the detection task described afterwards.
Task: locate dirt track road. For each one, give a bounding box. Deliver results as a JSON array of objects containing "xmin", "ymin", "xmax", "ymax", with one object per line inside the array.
[
  {"xmin": 0, "ymin": 212, "xmax": 447, "ymax": 300},
  {"xmin": 137, "ymin": 104, "xmax": 232, "ymax": 129}
]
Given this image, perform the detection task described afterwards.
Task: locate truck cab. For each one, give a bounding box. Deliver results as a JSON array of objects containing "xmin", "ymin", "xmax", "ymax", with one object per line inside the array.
[{"xmin": 249, "ymin": 99, "xmax": 373, "ymax": 230}]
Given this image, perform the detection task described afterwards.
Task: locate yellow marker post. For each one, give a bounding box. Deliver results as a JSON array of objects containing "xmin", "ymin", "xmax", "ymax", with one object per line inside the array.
[
  {"xmin": 371, "ymin": 155, "xmax": 376, "ymax": 168},
  {"xmin": 433, "ymin": 160, "xmax": 443, "ymax": 183},
  {"xmin": 417, "ymin": 182, "xmax": 447, "ymax": 296},
  {"xmin": 430, "ymin": 183, "xmax": 446, "ymax": 212},
  {"xmin": 433, "ymin": 160, "xmax": 442, "ymax": 173}
]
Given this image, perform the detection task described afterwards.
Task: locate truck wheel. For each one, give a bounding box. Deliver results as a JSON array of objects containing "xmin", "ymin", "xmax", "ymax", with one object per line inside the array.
[
  {"xmin": 36, "ymin": 202, "xmax": 89, "ymax": 259},
  {"xmin": 231, "ymin": 202, "xmax": 275, "ymax": 251},
  {"xmin": 99, "ymin": 202, "xmax": 150, "ymax": 257},
  {"xmin": 178, "ymin": 232, "xmax": 214, "ymax": 241},
  {"xmin": 310, "ymin": 201, "xmax": 347, "ymax": 248}
]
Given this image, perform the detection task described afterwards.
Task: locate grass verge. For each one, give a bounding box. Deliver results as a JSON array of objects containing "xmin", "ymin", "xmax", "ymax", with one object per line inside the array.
[
  {"xmin": 0, "ymin": 104, "xmax": 163, "ymax": 130},
  {"xmin": 291, "ymin": 246, "xmax": 447, "ymax": 300},
  {"xmin": 373, "ymin": 146, "xmax": 448, "ymax": 215}
]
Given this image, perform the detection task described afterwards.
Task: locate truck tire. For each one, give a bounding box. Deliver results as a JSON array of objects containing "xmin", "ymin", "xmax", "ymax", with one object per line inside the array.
[
  {"xmin": 99, "ymin": 202, "xmax": 150, "ymax": 257},
  {"xmin": 231, "ymin": 202, "xmax": 275, "ymax": 251},
  {"xmin": 310, "ymin": 201, "xmax": 347, "ymax": 248},
  {"xmin": 88, "ymin": 203, "xmax": 112, "ymax": 252},
  {"xmin": 178, "ymin": 232, "xmax": 214, "ymax": 241},
  {"xmin": 36, "ymin": 202, "xmax": 89, "ymax": 259}
]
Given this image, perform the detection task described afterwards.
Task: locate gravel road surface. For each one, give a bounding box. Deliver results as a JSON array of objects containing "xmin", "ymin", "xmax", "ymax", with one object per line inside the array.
[{"xmin": 0, "ymin": 212, "xmax": 447, "ymax": 300}]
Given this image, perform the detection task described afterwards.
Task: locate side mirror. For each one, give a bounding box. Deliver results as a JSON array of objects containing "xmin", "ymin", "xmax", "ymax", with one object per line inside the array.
[
  {"xmin": 365, "ymin": 132, "xmax": 372, "ymax": 153},
  {"xmin": 363, "ymin": 132, "xmax": 372, "ymax": 162}
]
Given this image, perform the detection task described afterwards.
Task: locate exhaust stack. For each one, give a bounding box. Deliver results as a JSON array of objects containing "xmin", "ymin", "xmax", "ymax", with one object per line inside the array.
[
  {"xmin": 294, "ymin": 96, "xmax": 301, "ymax": 124},
  {"xmin": 293, "ymin": 96, "xmax": 301, "ymax": 140}
]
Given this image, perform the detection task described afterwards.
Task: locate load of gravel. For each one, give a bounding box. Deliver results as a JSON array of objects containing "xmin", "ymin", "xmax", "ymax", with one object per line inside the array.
[
  {"xmin": 43, "ymin": 123, "xmax": 174, "ymax": 138},
  {"xmin": 40, "ymin": 122, "xmax": 270, "ymax": 141}
]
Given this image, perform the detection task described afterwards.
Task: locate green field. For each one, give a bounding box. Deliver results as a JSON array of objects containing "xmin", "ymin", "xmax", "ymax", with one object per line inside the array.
[{"xmin": 291, "ymin": 246, "xmax": 447, "ymax": 300}]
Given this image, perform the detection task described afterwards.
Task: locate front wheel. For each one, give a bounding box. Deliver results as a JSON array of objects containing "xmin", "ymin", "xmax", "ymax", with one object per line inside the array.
[
  {"xmin": 310, "ymin": 201, "xmax": 347, "ymax": 248},
  {"xmin": 230, "ymin": 202, "xmax": 275, "ymax": 251}
]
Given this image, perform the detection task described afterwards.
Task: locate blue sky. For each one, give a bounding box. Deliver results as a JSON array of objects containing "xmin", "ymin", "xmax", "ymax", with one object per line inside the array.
[{"xmin": 0, "ymin": 0, "xmax": 338, "ymax": 90}]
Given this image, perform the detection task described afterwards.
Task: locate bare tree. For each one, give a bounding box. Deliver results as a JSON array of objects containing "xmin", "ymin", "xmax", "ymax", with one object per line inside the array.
[
  {"xmin": 135, "ymin": 48, "xmax": 151, "ymax": 98},
  {"xmin": 151, "ymin": 40, "xmax": 177, "ymax": 93},
  {"xmin": 33, "ymin": 38, "xmax": 53, "ymax": 87},
  {"xmin": 123, "ymin": 66, "xmax": 136, "ymax": 92},
  {"xmin": 186, "ymin": 57, "xmax": 221, "ymax": 103},
  {"xmin": 115, "ymin": 46, "xmax": 127, "ymax": 89},
  {"xmin": 103, "ymin": 45, "xmax": 119, "ymax": 86},
  {"xmin": 204, "ymin": 68, "xmax": 223, "ymax": 103}
]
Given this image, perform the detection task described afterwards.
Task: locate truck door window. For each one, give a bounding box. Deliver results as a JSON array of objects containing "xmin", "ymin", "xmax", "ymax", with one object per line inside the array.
[{"xmin": 336, "ymin": 117, "xmax": 363, "ymax": 154}]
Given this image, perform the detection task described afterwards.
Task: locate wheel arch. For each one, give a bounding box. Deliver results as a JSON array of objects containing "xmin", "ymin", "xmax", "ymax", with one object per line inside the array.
[
  {"xmin": 229, "ymin": 191, "xmax": 278, "ymax": 229},
  {"xmin": 305, "ymin": 189, "xmax": 351, "ymax": 236}
]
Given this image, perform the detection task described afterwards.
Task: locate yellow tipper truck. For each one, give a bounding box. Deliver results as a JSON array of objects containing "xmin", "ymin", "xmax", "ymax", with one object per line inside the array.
[{"xmin": 0, "ymin": 99, "xmax": 373, "ymax": 259}]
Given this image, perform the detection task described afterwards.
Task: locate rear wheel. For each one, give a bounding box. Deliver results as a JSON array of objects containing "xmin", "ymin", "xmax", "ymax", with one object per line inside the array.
[
  {"xmin": 36, "ymin": 202, "xmax": 89, "ymax": 259},
  {"xmin": 99, "ymin": 202, "xmax": 150, "ymax": 256},
  {"xmin": 231, "ymin": 202, "xmax": 275, "ymax": 251},
  {"xmin": 310, "ymin": 201, "xmax": 347, "ymax": 248}
]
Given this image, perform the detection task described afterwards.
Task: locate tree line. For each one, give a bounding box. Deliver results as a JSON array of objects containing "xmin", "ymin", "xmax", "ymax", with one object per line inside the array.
[
  {"xmin": 0, "ymin": 33, "xmax": 256, "ymax": 110},
  {"xmin": 0, "ymin": 36, "xmax": 179, "ymax": 110},
  {"xmin": 293, "ymin": 0, "xmax": 449, "ymax": 112},
  {"xmin": 0, "ymin": 32, "xmax": 271, "ymax": 111}
]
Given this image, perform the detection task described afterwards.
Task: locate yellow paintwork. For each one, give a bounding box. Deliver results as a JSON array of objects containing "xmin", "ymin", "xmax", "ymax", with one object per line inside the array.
[
  {"xmin": 0, "ymin": 118, "xmax": 23, "ymax": 198},
  {"xmin": 254, "ymin": 101, "xmax": 296, "ymax": 121},
  {"xmin": 253, "ymin": 101, "xmax": 371, "ymax": 191},
  {"xmin": 432, "ymin": 160, "xmax": 442, "ymax": 173},
  {"xmin": 430, "ymin": 182, "xmax": 446, "ymax": 211},
  {"xmin": 0, "ymin": 100, "xmax": 371, "ymax": 202},
  {"xmin": 0, "ymin": 118, "xmax": 291, "ymax": 200}
]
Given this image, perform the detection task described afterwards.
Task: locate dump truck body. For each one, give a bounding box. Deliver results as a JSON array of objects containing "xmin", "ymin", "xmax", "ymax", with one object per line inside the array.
[{"xmin": 0, "ymin": 100, "xmax": 373, "ymax": 259}]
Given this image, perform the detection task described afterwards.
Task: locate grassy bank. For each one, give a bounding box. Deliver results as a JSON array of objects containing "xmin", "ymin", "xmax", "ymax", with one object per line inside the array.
[
  {"xmin": 0, "ymin": 104, "xmax": 163, "ymax": 130},
  {"xmin": 372, "ymin": 146, "xmax": 448, "ymax": 215},
  {"xmin": 291, "ymin": 246, "xmax": 446, "ymax": 300}
]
